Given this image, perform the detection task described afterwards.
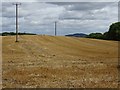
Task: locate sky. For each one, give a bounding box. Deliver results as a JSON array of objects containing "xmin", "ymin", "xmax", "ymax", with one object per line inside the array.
[{"xmin": 1, "ymin": 1, "xmax": 119, "ymax": 35}]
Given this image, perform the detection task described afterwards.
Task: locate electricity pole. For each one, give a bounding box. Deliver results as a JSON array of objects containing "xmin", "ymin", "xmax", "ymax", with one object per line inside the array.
[
  {"xmin": 55, "ymin": 21, "xmax": 57, "ymax": 36},
  {"xmin": 13, "ymin": 3, "xmax": 21, "ymax": 42}
]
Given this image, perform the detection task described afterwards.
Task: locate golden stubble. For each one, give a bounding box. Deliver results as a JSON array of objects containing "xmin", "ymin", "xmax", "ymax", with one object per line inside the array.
[{"xmin": 2, "ymin": 35, "xmax": 118, "ymax": 88}]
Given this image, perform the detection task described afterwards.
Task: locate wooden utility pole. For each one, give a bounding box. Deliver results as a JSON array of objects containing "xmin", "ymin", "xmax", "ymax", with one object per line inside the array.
[
  {"xmin": 13, "ymin": 3, "xmax": 21, "ymax": 42},
  {"xmin": 55, "ymin": 21, "xmax": 57, "ymax": 36}
]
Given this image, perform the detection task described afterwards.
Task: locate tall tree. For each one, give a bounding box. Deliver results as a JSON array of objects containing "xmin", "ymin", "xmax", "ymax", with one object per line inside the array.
[{"xmin": 107, "ymin": 22, "xmax": 120, "ymax": 41}]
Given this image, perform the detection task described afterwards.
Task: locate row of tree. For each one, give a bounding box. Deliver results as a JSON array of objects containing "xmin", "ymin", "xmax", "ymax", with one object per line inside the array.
[
  {"xmin": 1, "ymin": 22, "xmax": 120, "ymax": 41},
  {"xmin": 86, "ymin": 22, "xmax": 120, "ymax": 41},
  {"xmin": 1, "ymin": 32, "xmax": 36, "ymax": 36}
]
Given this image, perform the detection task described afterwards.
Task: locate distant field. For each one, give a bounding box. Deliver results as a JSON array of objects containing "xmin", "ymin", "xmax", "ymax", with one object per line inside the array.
[{"xmin": 2, "ymin": 35, "xmax": 118, "ymax": 88}]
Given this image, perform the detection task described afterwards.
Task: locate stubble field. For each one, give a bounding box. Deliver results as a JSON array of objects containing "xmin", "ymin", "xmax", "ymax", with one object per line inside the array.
[{"xmin": 2, "ymin": 35, "xmax": 119, "ymax": 88}]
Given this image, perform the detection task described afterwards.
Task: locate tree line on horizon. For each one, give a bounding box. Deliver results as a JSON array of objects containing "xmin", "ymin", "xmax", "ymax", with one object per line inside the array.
[
  {"xmin": 1, "ymin": 22, "xmax": 120, "ymax": 41},
  {"xmin": 86, "ymin": 22, "xmax": 120, "ymax": 41},
  {"xmin": 0, "ymin": 32, "xmax": 36, "ymax": 36}
]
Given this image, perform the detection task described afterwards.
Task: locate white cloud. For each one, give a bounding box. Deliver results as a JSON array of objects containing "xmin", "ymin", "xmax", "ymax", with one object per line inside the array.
[
  {"xmin": 2, "ymin": 2, "xmax": 118, "ymax": 35},
  {"xmin": 2, "ymin": 0, "xmax": 37, "ymax": 2},
  {"xmin": 37, "ymin": 0, "xmax": 119, "ymax": 2}
]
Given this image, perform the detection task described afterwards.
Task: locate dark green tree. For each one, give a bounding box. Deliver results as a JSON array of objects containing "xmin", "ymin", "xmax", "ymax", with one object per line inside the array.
[
  {"xmin": 107, "ymin": 22, "xmax": 120, "ymax": 41},
  {"xmin": 87, "ymin": 33, "xmax": 103, "ymax": 39},
  {"xmin": 87, "ymin": 22, "xmax": 120, "ymax": 41}
]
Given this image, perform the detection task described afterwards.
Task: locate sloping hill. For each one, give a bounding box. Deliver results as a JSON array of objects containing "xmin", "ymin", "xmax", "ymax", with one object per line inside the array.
[{"xmin": 2, "ymin": 35, "xmax": 118, "ymax": 88}]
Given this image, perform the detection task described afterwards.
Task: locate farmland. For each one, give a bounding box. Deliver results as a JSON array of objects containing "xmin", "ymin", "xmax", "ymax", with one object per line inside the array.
[{"xmin": 2, "ymin": 35, "xmax": 118, "ymax": 88}]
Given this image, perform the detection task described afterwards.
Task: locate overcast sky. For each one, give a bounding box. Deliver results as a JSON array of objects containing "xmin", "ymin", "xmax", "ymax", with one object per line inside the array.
[{"xmin": 2, "ymin": 1, "xmax": 118, "ymax": 35}]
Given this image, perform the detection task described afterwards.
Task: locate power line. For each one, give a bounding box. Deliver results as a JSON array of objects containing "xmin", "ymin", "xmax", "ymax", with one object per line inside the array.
[{"xmin": 13, "ymin": 3, "xmax": 21, "ymax": 42}]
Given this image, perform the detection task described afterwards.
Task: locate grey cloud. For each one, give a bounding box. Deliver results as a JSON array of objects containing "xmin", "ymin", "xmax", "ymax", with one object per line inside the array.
[
  {"xmin": 48, "ymin": 2, "xmax": 114, "ymax": 11},
  {"xmin": 2, "ymin": 2, "xmax": 118, "ymax": 35},
  {"xmin": 66, "ymin": 2, "xmax": 114, "ymax": 11},
  {"xmin": 58, "ymin": 2, "xmax": 117, "ymax": 20}
]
